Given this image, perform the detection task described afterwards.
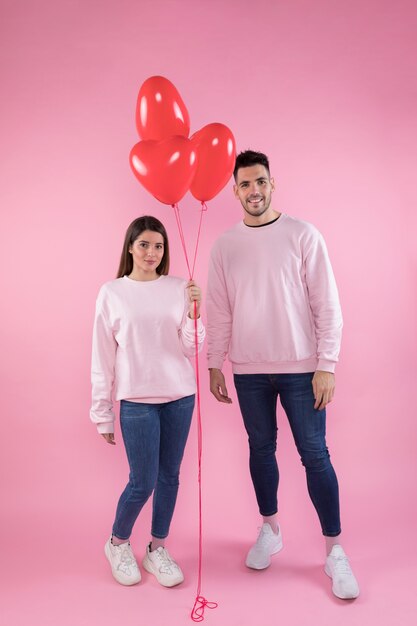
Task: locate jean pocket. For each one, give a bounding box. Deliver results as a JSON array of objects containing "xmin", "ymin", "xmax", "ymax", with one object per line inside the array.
[
  {"xmin": 120, "ymin": 400, "xmax": 151, "ymax": 419},
  {"xmin": 176, "ymin": 394, "xmax": 195, "ymax": 409}
]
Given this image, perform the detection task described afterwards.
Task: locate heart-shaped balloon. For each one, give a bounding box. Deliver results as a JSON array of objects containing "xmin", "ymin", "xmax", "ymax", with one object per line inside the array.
[
  {"xmin": 190, "ymin": 123, "xmax": 236, "ymax": 202},
  {"xmin": 136, "ymin": 76, "xmax": 190, "ymax": 141},
  {"xmin": 129, "ymin": 136, "xmax": 197, "ymax": 205}
]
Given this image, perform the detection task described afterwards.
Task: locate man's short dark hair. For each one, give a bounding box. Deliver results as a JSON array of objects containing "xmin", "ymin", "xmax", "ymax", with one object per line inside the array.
[{"xmin": 233, "ymin": 150, "xmax": 270, "ymax": 180}]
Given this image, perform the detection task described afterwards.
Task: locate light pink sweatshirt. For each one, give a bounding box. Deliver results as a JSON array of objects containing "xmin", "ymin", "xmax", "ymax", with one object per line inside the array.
[
  {"xmin": 206, "ymin": 214, "xmax": 342, "ymax": 374},
  {"xmin": 90, "ymin": 275, "xmax": 205, "ymax": 434}
]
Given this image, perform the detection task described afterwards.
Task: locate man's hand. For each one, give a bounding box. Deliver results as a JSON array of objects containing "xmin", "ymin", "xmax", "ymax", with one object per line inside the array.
[
  {"xmin": 209, "ymin": 368, "xmax": 233, "ymax": 404},
  {"xmin": 101, "ymin": 433, "xmax": 116, "ymax": 445},
  {"xmin": 312, "ymin": 371, "xmax": 335, "ymax": 410}
]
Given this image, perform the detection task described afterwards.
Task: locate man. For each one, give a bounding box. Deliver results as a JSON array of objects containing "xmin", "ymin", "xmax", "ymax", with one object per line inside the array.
[{"xmin": 206, "ymin": 150, "xmax": 359, "ymax": 599}]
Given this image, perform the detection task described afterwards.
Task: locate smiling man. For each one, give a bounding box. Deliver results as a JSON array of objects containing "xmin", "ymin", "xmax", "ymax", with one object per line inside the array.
[{"xmin": 206, "ymin": 150, "xmax": 359, "ymax": 600}]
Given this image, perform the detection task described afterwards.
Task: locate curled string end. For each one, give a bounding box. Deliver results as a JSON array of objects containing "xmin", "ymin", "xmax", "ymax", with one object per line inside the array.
[{"xmin": 191, "ymin": 596, "xmax": 218, "ymax": 623}]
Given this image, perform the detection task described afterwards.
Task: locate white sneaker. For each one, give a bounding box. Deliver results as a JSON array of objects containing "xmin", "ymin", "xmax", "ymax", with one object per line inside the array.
[
  {"xmin": 104, "ymin": 538, "xmax": 141, "ymax": 585},
  {"xmin": 325, "ymin": 545, "xmax": 360, "ymax": 599},
  {"xmin": 246, "ymin": 523, "xmax": 283, "ymax": 570},
  {"xmin": 142, "ymin": 544, "xmax": 184, "ymax": 587}
]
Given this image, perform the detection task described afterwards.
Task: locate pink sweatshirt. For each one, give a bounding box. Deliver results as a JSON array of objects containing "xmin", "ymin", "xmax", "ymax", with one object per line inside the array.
[
  {"xmin": 90, "ymin": 275, "xmax": 205, "ymax": 434},
  {"xmin": 206, "ymin": 214, "xmax": 342, "ymax": 374}
]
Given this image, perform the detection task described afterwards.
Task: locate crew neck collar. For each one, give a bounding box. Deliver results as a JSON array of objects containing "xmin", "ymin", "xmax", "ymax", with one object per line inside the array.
[
  {"xmin": 244, "ymin": 214, "xmax": 281, "ymax": 228},
  {"xmin": 241, "ymin": 213, "xmax": 285, "ymax": 229},
  {"xmin": 123, "ymin": 274, "xmax": 165, "ymax": 284}
]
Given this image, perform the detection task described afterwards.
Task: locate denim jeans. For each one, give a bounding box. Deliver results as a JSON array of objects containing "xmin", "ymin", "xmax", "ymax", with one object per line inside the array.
[
  {"xmin": 112, "ymin": 395, "xmax": 195, "ymax": 540},
  {"xmin": 234, "ymin": 373, "xmax": 341, "ymax": 537}
]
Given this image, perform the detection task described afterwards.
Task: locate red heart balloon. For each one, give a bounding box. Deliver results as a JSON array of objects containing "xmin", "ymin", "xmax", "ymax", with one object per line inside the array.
[
  {"xmin": 136, "ymin": 76, "xmax": 190, "ymax": 141},
  {"xmin": 190, "ymin": 123, "xmax": 236, "ymax": 202},
  {"xmin": 129, "ymin": 136, "xmax": 197, "ymax": 205}
]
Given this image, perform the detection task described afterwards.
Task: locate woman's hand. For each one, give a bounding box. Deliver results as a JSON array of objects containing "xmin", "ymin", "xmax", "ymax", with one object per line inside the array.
[
  {"xmin": 187, "ymin": 280, "xmax": 202, "ymax": 319},
  {"xmin": 101, "ymin": 433, "xmax": 116, "ymax": 445}
]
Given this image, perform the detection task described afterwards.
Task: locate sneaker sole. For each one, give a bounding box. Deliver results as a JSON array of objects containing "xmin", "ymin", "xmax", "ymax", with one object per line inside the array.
[
  {"xmin": 324, "ymin": 564, "xmax": 360, "ymax": 599},
  {"xmin": 142, "ymin": 555, "xmax": 184, "ymax": 587},
  {"xmin": 245, "ymin": 538, "xmax": 284, "ymax": 570},
  {"xmin": 104, "ymin": 541, "xmax": 141, "ymax": 586}
]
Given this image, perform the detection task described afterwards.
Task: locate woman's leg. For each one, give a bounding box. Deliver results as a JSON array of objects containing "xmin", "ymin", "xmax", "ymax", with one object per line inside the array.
[
  {"xmin": 112, "ymin": 400, "xmax": 160, "ymax": 541},
  {"xmin": 150, "ymin": 394, "xmax": 195, "ymax": 540}
]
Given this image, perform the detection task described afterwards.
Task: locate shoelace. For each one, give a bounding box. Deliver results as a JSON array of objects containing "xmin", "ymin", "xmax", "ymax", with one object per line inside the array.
[
  {"xmin": 117, "ymin": 545, "xmax": 136, "ymax": 571},
  {"xmin": 154, "ymin": 548, "xmax": 178, "ymax": 574},
  {"xmin": 332, "ymin": 555, "xmax": 353, "ymax": 576},
  {"xmin": 256, "ymin": 526, "xmax": 273, "ymax": 545}
]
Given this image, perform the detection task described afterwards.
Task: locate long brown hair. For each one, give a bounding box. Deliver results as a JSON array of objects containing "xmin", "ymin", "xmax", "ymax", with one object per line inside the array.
[{"xmin": 117, "ymin": 216, "xmax": 170, "ymax": 278}]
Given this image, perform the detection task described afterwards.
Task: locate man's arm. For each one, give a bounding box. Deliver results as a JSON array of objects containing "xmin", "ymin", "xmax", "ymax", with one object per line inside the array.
[
  {"xmin": 206, "ymin": 243, "xmax": 233, "ymax": 404},
  {"xmin": 304, "ymin": 228, "xmax": 343, "ymax": 410}
]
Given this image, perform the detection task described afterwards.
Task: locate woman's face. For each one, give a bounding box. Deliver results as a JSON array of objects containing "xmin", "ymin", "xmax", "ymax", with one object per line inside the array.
[{"xmin": 129, "ymin": 229, "xmax": 165, "ymax": 277}]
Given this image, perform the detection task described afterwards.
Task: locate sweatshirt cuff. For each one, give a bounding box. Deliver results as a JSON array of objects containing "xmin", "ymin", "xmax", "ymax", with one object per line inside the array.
[
  {"xmin": 97, "ymin": 421, "xmax": 115, "ymax": 434},
  {"xmin": 184, "ymin": 315, "xmax": 204, "ymax": 330},
  {"xmin": 207, "ymin": 356, "xmax": 225, "ymax": 370},
  {"xmin": 316, "ymin": 359, "xmax": 337, "ymax": 373}
]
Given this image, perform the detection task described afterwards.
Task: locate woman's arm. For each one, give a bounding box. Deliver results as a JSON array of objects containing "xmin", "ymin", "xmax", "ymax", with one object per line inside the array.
[
  {"xmin": 179, "ymin": 280, "xmax": 205, "ymax": 357},
  {"xmin": 90, "ymin": 288, "xmax": 117, "ymax": 435}
]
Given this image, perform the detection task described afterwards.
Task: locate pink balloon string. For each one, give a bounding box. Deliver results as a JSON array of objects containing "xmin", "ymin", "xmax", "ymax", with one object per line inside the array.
[
  {"xmin": 191, "ymin": 596, "xmax": 218, "ymax": 623},
  {"xmin": 172, "ymin": 202, "xmax": 207, "ymax": 280},
  {"xmin": 171, "ymin": 202, "xmax": 218, "ymax": 622}
]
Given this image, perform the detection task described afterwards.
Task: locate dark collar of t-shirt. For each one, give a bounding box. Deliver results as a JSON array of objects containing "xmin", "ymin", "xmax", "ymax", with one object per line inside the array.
[{"xmin": 244, "ymin": 216, "xmax": 280, "ymax": 228}]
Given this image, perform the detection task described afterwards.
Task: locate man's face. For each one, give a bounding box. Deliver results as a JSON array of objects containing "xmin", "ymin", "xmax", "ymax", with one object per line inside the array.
[{"xmin": 233, "ymin": 164, "xmax": 275, "ymax": 219}]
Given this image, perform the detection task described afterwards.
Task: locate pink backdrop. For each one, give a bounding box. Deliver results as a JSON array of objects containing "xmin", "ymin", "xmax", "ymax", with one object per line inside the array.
[{"xmin": 1, "ymin": 1, "xmax": 416, "ymax": 625}]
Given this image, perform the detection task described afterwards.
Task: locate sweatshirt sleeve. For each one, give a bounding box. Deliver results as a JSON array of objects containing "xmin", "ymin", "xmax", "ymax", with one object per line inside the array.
[
  {"xmin": 206, "ymin": 242, "xmax": 233, "ymax": 370},
  {"xmin": 90, "ymin": 287, "xmax": 117, "ymax": 434},
  {"xmin": 179, "ymin": 286, "xmax": 205, "ymax": 357},
  {"xmin": 303, "ymin": 228, "xmax": 343, "ymax": 373}
]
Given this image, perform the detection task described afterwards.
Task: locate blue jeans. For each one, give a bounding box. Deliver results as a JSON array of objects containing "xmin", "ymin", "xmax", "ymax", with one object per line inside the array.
[
  {"xmin": 112, "ymin": 395, "xmax": 195, "ymax": 540},
  {"xmin": 234, "ymin": 373, "xmax": 341, "ymax": 537}
]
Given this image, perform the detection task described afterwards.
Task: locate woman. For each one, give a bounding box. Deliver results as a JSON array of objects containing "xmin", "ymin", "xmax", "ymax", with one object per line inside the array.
[{"xmin": 90, "ymin": 215, "xmax": 204, "ymax": 588}]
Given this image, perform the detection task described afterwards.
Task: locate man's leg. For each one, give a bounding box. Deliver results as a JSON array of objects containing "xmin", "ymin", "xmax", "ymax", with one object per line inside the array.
[
  {"xmin": 278, "ymin": 373, "xmax": 341, "ymax": 536},
  {"xmin": 234, "ymin": 374, "xmax": 283, "ymax": 569},
  {"xmin": 278, "ymin": 372, "xmax": 359, "ymax": 598}
]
